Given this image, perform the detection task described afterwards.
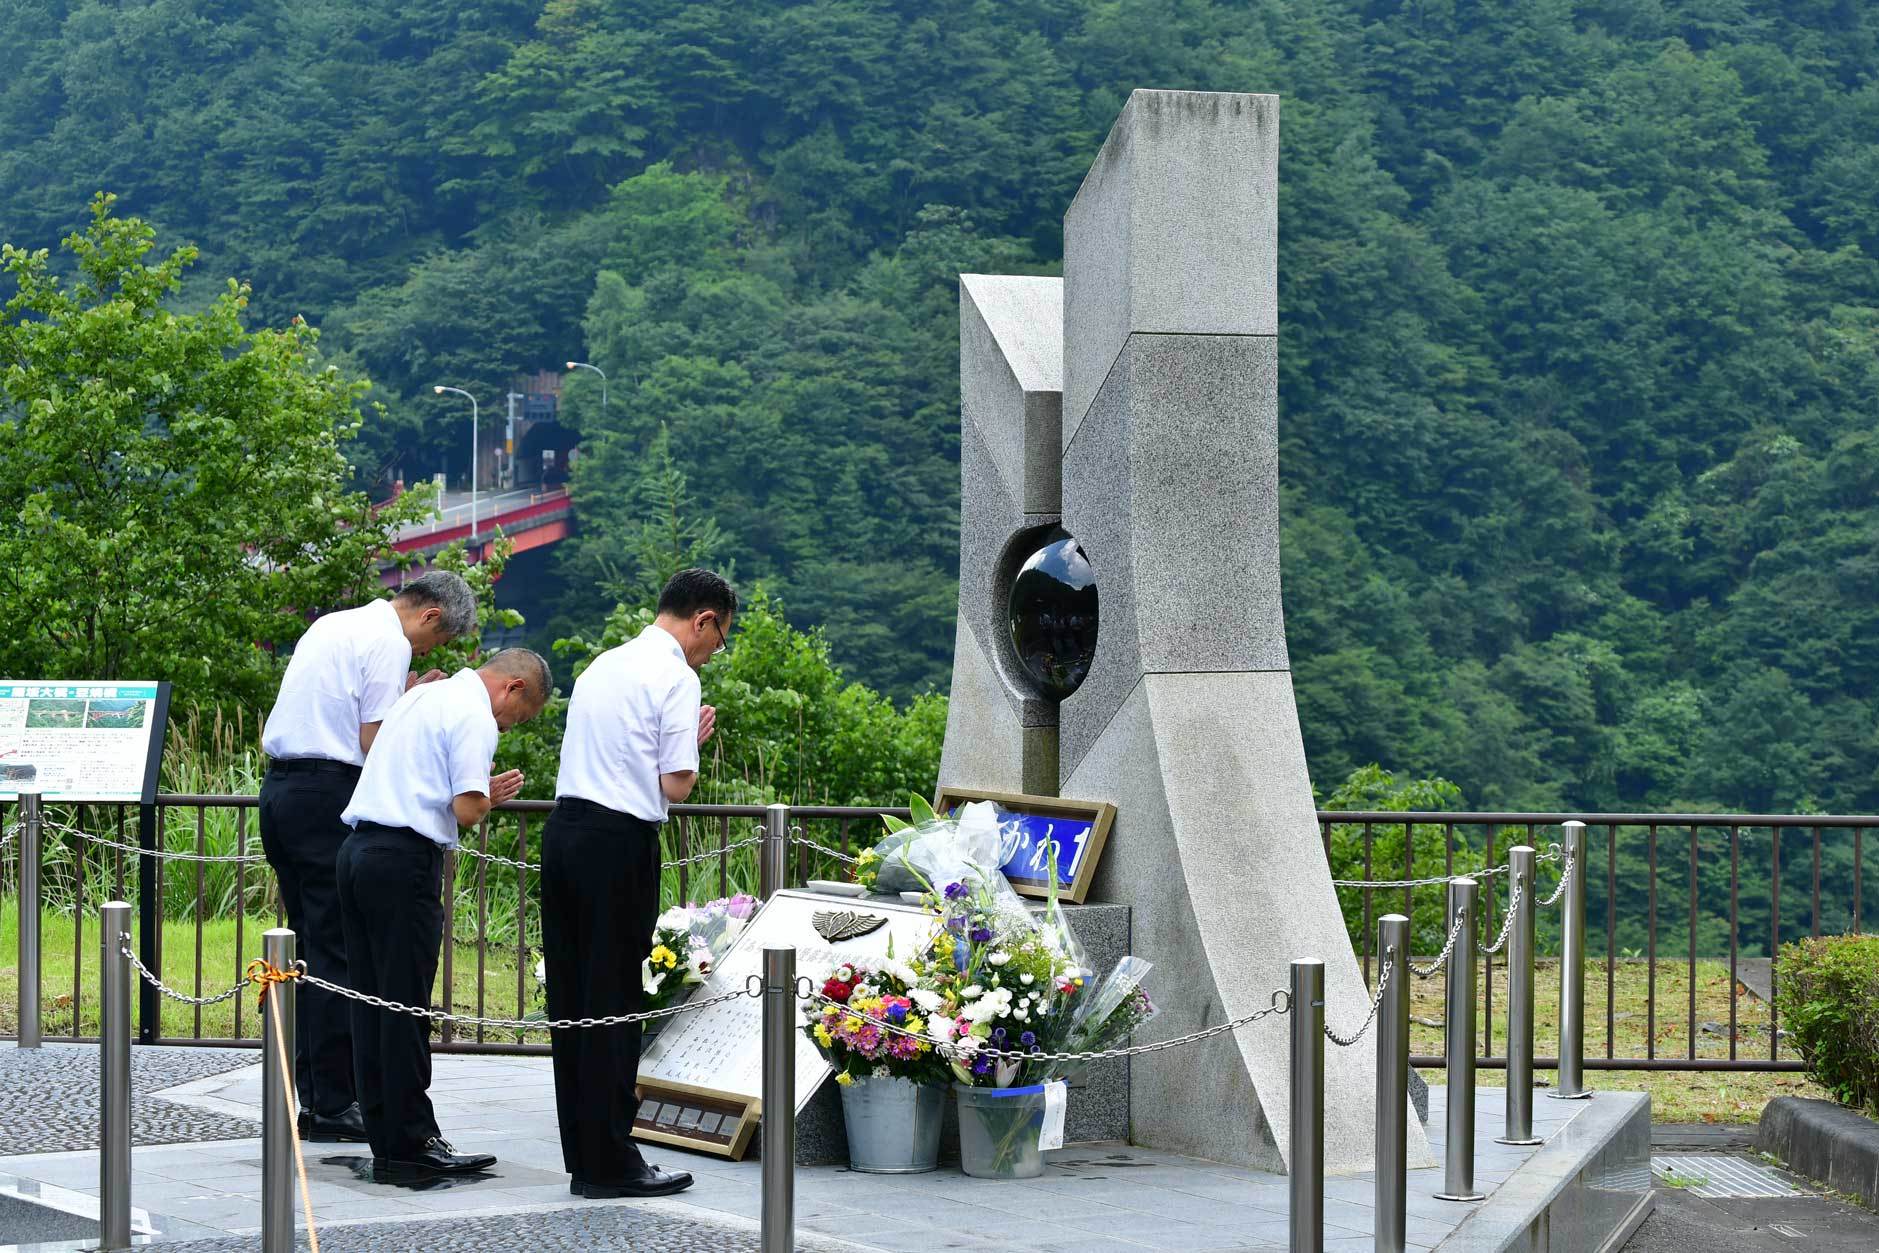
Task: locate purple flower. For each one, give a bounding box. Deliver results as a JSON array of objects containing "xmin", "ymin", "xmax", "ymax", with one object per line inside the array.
[
  {"xmin": 886, "ymin": 1002, "xmax": 909, "ymax": 1024},
  {"xmin": 944, "ymin": 882, "xmax": 968, "ymax": 900},
  {"xmin": 992, "ymin": 1027, "xmax": 1007, "ymax": 1042},
  {"xmin": 947, "ymin": 916, "xmax": 966, "ymax": 934},
  {"xmin": 971, "ymin": 1055, "xmax": 994, "ymax": 1076},
  {"xmin": 725, "ymin": 893, "xmax": 757, "ymax": 920},
  {"xmin": 1020, "ymin": 1031, "xmax": 1036, "ymax": 1047},
  {"xmin": 969, "ymin": 926, "xmax": 993, "ymax": 943}
]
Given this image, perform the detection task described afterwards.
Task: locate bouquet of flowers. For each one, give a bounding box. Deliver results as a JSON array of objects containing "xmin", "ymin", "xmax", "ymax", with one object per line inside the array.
[
  {"xmin": 802, "ymin": 953, "xmax": 954, "ymax": 1087},
  {"xmin": 642, "ymin": 893, "xmax": 757, "ymax": 1015},
  {"xmin": 536, "ymin": 894, "xmax": 757, "ymax": 1023},
  {"xmin": 918, "ymin": 873, "xmax": 1156, "ymax": 1088}
]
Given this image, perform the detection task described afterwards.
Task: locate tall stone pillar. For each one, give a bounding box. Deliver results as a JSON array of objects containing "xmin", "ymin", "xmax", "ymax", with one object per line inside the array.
[{"xmin": 939, "ymin": 89, "xmax": 1431, "ymax": 1173}]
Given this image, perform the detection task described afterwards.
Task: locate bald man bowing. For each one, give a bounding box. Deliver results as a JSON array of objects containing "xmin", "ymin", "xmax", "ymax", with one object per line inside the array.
[{"xmin": 337, "ymin": 648, "xmax": 551, "ymax": 1176}]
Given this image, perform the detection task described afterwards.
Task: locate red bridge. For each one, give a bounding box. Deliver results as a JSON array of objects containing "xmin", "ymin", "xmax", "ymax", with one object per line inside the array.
[{"xmin": 382, "ymin": 486, "xmax": 572, "ymax": 583}]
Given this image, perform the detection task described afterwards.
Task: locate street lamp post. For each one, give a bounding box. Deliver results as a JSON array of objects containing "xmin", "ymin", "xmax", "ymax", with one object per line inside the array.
[
  {"xmin": 432, "ymin": 385, "xmax": 480, "ymax": 542},
  {"xmin": 565, "ymin": 360, "xmax": 607, "ymax": 411}
]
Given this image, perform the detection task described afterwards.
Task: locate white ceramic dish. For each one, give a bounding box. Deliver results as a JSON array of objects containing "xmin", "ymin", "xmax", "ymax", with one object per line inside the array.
[
  {"xmin": 899, "ymin": 891, "xmax": 928, "ymax": 905},
  {"xmin": 805, "ymin": 879, "xmax": 868, "ymax": 898}
]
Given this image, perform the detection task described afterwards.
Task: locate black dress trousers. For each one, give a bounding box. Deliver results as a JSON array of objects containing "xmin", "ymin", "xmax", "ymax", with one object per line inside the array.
[
  {"xmin": 257, "ymin": 760, "xmax": 361, "ymax": 1117},
  {"xmin": 335, "ymin": 822, "xmax": 445, "ymax": 1162},
  {"xmin": 541, "ymin": 798, "xmax": 661, "ymax": 1185}
]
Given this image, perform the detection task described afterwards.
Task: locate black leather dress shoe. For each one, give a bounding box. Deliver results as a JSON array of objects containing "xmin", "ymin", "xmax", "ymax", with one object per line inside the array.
[
  {"xmin": 380, "ymin": 1136, "xmax": 496, "ymax": 1174},
  {"xmin": 569, "ymin": 1176, "xmax": 585, "ymax": 1196},
  {"xmin": 579, "ymin": 1164, "xmax": 693, "ymax": 1198},
  {"xmin": 301, "ymin": 1103, "xmax": 368, "ymax": 1143}
]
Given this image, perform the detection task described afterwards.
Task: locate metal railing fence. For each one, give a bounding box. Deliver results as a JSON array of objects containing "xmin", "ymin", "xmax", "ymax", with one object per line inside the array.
[{"xmin": 4, "ymin": 800, "xmax": 1869, "ymax": 1074}]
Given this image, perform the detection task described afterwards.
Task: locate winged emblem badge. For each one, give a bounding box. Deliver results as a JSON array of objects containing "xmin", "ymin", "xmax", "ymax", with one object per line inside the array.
[{"xmin": 812, "ymin": 909, "xmax": 888, "ymax": 943}]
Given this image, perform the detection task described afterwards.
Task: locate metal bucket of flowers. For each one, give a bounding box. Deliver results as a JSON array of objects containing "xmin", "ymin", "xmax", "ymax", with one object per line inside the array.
[{"xmin": 805, "ymin": 955, "xmax": 953, "ymax": 1172}]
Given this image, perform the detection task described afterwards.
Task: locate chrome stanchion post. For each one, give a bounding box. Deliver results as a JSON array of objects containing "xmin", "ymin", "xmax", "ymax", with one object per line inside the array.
[
  {"xmin": 18, "ymin": 789, "xmax": 43, "ymax": 1049},
  {"xmin": 759, "ymin": 803, "xmax": 789, "ymax": 901},
  {"xmin": 1289, "ymin": 958, "xmax": 1324, "ymax": 1253},
  {"xmin": 1550, "ymin": 820, "xmax": 1592, "ymax": 1101},
  {"xmin": 1375, "ymin": 915, "xmax": 1410, "ymax": 1253},
  {"xmin": 261, "ymin": 928, "xmax": 296, "ymax": 1253},
  {"xmin": 1435, "ymin": 878, "xmax": 1485, "ymax": 1202},
  {"xmin": 99, "ymin": 901, "xmax": 132, "ymax": 1251},
  {"xmin": 761, "ymin": 945, "xmax": 796, "ymax": 1253},
  {"xmin": 1497, "ymin": 847, "xmax": 1542, "ymax": 1146}
]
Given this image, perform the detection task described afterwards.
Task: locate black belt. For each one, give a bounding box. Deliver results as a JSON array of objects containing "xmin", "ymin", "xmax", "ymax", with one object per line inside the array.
[
  {"xmin": 554, "ymin": 796, "xmax": 659, "ymax": 828},
  {"xmin": 268, "ymin": 759, "xmax": 362, "ymax": 778}
]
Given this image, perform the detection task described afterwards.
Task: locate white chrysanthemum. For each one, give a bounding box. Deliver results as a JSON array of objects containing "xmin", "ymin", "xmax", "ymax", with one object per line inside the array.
[
  {"xmin": 988, "ymin": 951, "xmax": 1011, "ymax": 966},
  {"xmin": 929, "ymin": 1017, "xmax": 959, "ymax": 1044},
  {"xmin": 962, "ymin": 984, "xmax": 983, "ymax": 999},
  {"xmin": 910, "ymin": 988, "xmax": 944, "ymax": 1014},
  {"xmin": 1019, "ymin": 972, "xmax": 1035, "ymax": 986},
  {"xmin": 655, "ymin": 906, "xmax": 693, "ymax": 934}
]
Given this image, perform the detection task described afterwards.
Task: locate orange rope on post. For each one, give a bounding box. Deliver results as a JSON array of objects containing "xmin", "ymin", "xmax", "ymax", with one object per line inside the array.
[
  {"xmin": 245, "ymin": 958, "xmax": 305, "ymax": 1011},
  {"xmin": 252, "ymin": 959, "xmax": 320, "ymax": 1253}
]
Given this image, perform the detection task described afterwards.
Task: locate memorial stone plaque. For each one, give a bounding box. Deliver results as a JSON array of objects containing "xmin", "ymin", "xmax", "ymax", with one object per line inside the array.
[{"xmin": 635, "ymin": 889, "xmax": 939, "ymax": 1159}]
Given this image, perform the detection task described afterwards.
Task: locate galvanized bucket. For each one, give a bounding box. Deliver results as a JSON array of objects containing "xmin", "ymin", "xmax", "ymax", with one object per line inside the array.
[{"xmin": 839, "ymin": 1076, "xmax": 945, "ymax": 1173}]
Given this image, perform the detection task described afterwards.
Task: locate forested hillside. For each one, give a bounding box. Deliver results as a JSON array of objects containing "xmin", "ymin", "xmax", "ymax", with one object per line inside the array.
[{"xmin": 3, "ymin": 0, "xmax": 1877, "ymax": 814}]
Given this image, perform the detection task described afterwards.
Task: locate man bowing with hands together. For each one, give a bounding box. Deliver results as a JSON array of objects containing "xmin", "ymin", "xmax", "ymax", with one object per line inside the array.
[
  {"xmin": 337, "ymin": 647, "xmax": 552, "ymax": 1176},
  {"xmin": 544, "ymin": 568, "xmax": 736, "ymax": 1199}
]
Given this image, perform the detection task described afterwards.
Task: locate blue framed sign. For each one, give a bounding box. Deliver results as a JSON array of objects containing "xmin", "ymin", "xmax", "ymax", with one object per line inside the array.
[{"xmin": 933, "ymin": 788, "xmax": 1117, "ymax": 904}]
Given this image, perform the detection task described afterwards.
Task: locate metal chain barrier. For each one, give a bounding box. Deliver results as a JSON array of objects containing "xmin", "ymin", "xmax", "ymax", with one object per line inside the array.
[
  {"xmin": 1, "ymin": 821, "xmax": 16, "ymax": 852},
  {"xmin": 1478, "ymin": 878, "xmax": 1524, "ymax": 955},
  {"xmin": 807, "ymin": 986, "xmax": 1294, "ymax": 1065},
  {"xmin": 1539, "ymin": 850, "xmax": 1575, "ymax": 907},
  {"xmin": 1329, "ymin": 841, "xmax": 1560, "ymax": 890},
  {"xmin": 790, "ymin": 827, "xmax": 860, "ymax": 866},
  {"xmin": 294, "ymin": 966, "xmax": 761, "ymax": 1033},
  {"xmin": 1325, "ymin": 946, "xmax": 1391, "ymax": 1048},
  {"xmin": 1410, "ymin": 912, "xmax": 1468, "ymax": 979},
  {"xmin": 120, "ymin": 937, "xmax": 252, "ymax": 1007},
  {"xmin": 663, "ymin": 833, "xmax": 767, "ymax": 871},
  {"xmin": 59, "ymin": 821, "xmax": 265, "ymax": 864}
]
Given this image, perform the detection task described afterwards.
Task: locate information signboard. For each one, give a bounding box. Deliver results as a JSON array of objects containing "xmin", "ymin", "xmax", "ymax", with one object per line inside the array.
[
  {"xmin": 634, "ymin": 889, "xmax": 940, "ymax": 1159},
  {"xmin": 933, "ymin": 787, "xmax": 1117, "ymax": 904},
  {"xmin": 0, "ymin": 681, "xmax": 171, "ymax": 804}
]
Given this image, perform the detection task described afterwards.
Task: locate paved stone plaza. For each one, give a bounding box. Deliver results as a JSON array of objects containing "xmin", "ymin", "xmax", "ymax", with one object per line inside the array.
[{"xmin": 0, "ymin": 1043, "xmax": 1622, "ymax": 1251}]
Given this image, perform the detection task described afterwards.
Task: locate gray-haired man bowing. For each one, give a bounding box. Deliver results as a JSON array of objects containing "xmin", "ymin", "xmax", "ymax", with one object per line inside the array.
[{"xmin": 258, "ymin": 571, "xmax": 476, "ymax": 1142}]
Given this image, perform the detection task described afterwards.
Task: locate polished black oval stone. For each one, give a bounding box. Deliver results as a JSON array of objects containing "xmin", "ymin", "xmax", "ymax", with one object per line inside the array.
[{"xmin": 1007, "ymin": 533, "xmax": 1098, "ymax": 699}]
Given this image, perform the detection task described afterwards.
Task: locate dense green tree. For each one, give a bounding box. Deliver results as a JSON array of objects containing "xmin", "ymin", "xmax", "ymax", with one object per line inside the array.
[
  {"xmin": 4, "ymin": 0, "xmax": 1878, "ymax": 817},
  {"xmin": 0, "ymin": 196, "xmax": 431, "ymax": 705}
]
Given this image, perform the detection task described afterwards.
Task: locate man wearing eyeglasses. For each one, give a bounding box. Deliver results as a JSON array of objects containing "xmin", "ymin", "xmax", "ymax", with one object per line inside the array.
[{"xmin": 542, "ymin": 568, "xmax": 735, "ymax": 1199}]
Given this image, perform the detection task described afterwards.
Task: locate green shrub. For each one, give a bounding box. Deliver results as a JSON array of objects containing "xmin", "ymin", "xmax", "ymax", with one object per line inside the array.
[{"xmin": 1776, "ymin": 934, "xmax": 1879, "ymax": 1116}]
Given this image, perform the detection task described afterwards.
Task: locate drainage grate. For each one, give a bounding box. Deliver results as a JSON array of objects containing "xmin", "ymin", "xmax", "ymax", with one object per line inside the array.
[{"xmin": 1652, "ymin": 1154, "xmax": 1803, "ymax": 1199}]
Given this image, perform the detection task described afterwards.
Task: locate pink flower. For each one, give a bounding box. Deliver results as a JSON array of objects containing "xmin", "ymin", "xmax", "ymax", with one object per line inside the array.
[{"xmin": 726, "ymin": 893, "xmax": 757, "ymax": 920}]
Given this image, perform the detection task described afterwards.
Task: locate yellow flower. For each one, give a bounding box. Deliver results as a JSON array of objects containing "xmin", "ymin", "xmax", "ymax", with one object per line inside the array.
[
  {"xmin": 835, "ymin": 1071, "xmax": 854, "ymax": 1086},
  {"xmin": 905, "ymin": 1015, "xmax": 925, "ymax": 1033},
  {"xmin": 814, "ymin": 1024, "xmax": 833, "ymax": 1047},
  {"xmin": 858, "ymin": 847, "xmax": 880, "ymax": 862},
  {"xmin": 650, "ymin": 945, "xmax": 678, "ymax": 970},
  {"xmin": 843, "ymin": 1016, "xmax": 863, "ymax": 1034}
]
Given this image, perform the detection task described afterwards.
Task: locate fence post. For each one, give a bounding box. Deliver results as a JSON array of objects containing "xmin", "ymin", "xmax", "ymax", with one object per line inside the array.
[
  {"xmin": 1497, "ymin": 847, "xmax": 1542, "ymax": 1146},
  {"xmin": 99, "ymin": 900, "xmax": 132, "ymax": 1251},
  {"xmin": 17, "ymin": 789, "xmax": 42, "ymax": 1049},
  {"xmin": 1375, "ymin": 915, "xmax": 1410, "ymax": 1253},
  {"xmin": 760, "ymin": 803, "xmax": 789, "ymax": 901},
  {"xmin": 1435, "ymin": 877, "xmax": 1485, "ymax": 1202},
  {"xmin": 261, "ymin": 928, "xmax": 297, "ymax": 1253},
  {"xmin": 1289, "ymin": 958, "xmax": 1324, "ymax": 1253},
  {"xmin": 1549, "ymin": 820, "xmax": 1592, "ymax": 1101},
  {"xmin": 761, "ymin": 944, "xmax": 796, "ymax": 1253}
]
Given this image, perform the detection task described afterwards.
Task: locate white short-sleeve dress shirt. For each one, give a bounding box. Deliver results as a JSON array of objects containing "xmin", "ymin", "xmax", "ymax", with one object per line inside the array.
[
  {"xmin": 555, "ymin": 625, "xmax": 701, "ymax": 823},
  {"xmin": 341, "ymin": 669, "xmax": 498, "ymax": 848},
  {"xmin": 261, "ymin": 598, "xmax": 411, "ymax": 767}
]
